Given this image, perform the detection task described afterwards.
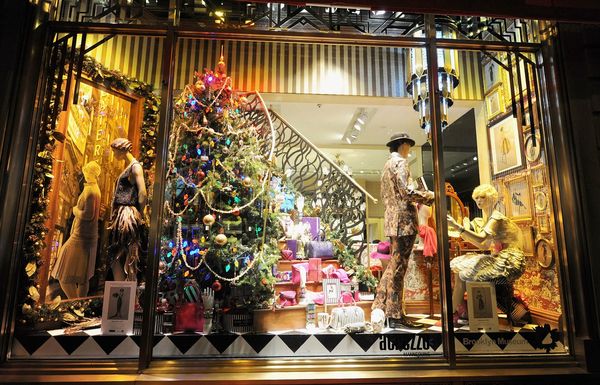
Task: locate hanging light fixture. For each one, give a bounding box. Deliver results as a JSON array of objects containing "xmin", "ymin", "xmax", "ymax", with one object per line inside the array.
[{"xmin": 405, "ymin": 17, "xmax": 460, "ymax": 132}]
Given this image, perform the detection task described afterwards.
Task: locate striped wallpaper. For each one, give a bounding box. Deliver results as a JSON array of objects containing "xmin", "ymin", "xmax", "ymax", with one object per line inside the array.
[{"xmin": 82, "ymin": 34, "xmax": 483, "ymax": 100}]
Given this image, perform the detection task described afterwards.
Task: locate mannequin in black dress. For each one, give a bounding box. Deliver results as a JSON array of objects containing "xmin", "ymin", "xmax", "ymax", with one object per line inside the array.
[{"xmin": 108, "ymin": 138, "xmax": 147, "ymax": 281}]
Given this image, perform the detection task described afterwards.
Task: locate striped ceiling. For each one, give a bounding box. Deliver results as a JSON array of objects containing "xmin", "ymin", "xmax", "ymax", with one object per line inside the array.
[{"xmin": 83, "ymin": 35, "xmax": 483, "ymax": 100}]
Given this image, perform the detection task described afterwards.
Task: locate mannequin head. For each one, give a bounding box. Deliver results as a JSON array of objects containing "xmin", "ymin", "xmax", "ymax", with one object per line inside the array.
[
  {"xmin": 389, "ymin": 140, "xmax": 412, "ymax": 158},
  {"xmin": 110, "ymin": 138, "xmax": 132, "ymax": 161},
  {"xmin": 472, "ymin": 184, "xmax": 498, "ymax": 211},
  {"xmin": 82, "ymin": 161, "xmax": 101, "ymax": 183}
]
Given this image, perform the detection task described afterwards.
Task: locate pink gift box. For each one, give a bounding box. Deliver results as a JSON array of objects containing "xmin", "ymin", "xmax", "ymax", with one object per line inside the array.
[{"xmin": 308, "ymin": 258, "xmax": 322, "ymax": 282}]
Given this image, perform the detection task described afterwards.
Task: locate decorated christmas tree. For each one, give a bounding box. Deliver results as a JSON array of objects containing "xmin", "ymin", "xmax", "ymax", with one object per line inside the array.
[{"xmin": 158, "ymin": 54, "xmax": 279, "ymax": 313}]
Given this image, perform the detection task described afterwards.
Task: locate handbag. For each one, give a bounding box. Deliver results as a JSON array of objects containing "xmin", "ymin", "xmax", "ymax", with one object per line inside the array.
[
  {"xmin": 281, "ymin": 249, "xmax": 294, "ymax": 261},
  {"xmin": 305, "ymin": 241, "xmax": 334, "ymax": 259},
  {"xmin": 279, "ymin": 290, "xmax": 297, "ymax": 307},
  {"xmin": 329, "ymin": 298, "xmax": 365, "ymax": 330},
  {"xmin": 175, "ymin": 302, "xmax": 204, "ymax": 332}
]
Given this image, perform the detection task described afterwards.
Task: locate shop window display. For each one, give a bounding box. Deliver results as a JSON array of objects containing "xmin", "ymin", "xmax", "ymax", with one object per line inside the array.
[
  {"xmin": 441, "ymin": 50, "xmax": 566, "ymax": 355},
  {"xmin": 12, "ymin": 44, "xmax": 159, "ymax": 358},
  {"xmin": 10, "ymin": 33, "xmax": 569, "ymax": 361}
]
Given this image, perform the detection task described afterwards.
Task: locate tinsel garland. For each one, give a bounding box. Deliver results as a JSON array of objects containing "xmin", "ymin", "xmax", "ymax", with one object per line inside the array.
[{"xmin": 19, "ymin": 53, "xmax": 160, "ymax": 326}]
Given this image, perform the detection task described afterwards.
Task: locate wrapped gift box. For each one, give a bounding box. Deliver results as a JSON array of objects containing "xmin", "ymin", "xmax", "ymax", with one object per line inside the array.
[
  {"xmin": 308, "ymin": 257, "xmax": 322, "ymax": 282},
  {"xmin": 301, "ymin": 217, "xmax": 321, "ymax": 240}
]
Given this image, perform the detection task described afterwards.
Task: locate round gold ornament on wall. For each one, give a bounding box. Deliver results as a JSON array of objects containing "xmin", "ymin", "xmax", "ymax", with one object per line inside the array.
[
  {"xmin": 534, "ymin": 190, "xmax": 548, "ymax": 212},
  {"xmin": 525, "ymin": 133, "xmax": 542, "ymax": 163},
  {"xmin": 535, "ymin": 238, "xmax": 554, "ymax": 268}
]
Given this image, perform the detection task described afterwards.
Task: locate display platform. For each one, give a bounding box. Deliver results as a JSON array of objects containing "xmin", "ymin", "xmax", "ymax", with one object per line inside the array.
[{"xmin": 10, "ymin": 314, "xmax": 565, "ymax": 359}]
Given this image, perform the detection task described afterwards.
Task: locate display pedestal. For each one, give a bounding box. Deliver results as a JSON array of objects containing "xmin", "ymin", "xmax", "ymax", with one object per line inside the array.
[{"xmin": 254, "ymin": 301, "xmax": 374, "ymax": 332}]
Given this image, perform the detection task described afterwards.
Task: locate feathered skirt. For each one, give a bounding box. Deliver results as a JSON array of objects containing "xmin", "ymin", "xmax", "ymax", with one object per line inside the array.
[
  {"xmin": 450, "ymin": 248, "xmax": 525, "ymax": 283},
  {"xmin": 108, "ymin": 205, "xmax": 147, "ymax": 280}
]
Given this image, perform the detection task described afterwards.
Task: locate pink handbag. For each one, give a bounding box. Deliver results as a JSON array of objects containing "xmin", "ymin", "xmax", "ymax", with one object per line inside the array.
[
  {"xmin": 281, "ymin": 249, "xmax": 294, "ymax": 261},
  {"xmin": 279, "ymin": 290, "xmax": 297, "ymax": 307}
]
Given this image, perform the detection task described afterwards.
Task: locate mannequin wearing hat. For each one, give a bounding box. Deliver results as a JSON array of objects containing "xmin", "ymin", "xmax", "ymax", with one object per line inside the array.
[
  {"xmin": 108, "ymin": 138, "xmax": 148, "ymax": 282},
  {"xmin": 51, "ymin": 161, "xmax": 102, "ymax": 298},
  {"xmin": 372, "ymin": 133, "xmax": 434, "ymax": 329}
]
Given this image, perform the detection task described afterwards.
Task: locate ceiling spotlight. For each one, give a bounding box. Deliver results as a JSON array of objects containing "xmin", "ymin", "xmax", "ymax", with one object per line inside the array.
[{"xmin": 342, "ymin": 108, "xmax": 368, "ymax": 144}]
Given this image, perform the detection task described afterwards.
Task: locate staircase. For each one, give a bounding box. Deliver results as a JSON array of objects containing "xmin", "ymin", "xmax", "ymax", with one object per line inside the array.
[{"xmin": 268, "ymin": 109, "xmax": 377, "ymax": 253}]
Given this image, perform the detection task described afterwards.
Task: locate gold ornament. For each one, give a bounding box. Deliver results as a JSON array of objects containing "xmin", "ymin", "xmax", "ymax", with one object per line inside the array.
[
  {"xmin": 242, "ymin": 177, "xmax": 252, "ymax": 187},
  {"xmin": 194, "ymin": 80, "xmax": 205, "ymax": 92},
  {"xmin": 215, "ymin": 233, "xmax": 228, "ymax": 246},
  {"xmin": 203, "ymin": 214, "xmax": 215, "ymax": 226}
]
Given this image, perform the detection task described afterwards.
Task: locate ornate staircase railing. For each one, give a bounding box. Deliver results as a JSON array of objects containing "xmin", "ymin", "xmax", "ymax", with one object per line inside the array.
[{"xmin": 268, "ymin": 110, "xmax": 377, "ymax": 253}]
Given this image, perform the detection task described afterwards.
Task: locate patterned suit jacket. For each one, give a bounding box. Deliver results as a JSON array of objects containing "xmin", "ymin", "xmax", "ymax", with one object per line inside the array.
[{"xmin": 381, "ymin": 152, "xmax": 434, "ymax": 237}]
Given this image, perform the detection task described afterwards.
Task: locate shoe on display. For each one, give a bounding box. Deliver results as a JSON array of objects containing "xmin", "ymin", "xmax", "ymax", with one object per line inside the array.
[{"xmin": 389, "ymin": 316, "xmax": 424, "ymax": 329}]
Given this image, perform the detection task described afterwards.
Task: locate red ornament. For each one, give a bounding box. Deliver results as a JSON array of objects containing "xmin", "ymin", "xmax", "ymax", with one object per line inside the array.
[
  {"xmin": 212, "ymin": 280, "xmax": 222, "ymax": 292},
  {"xmin": 197, "ymin": 170, "xmax": 205, "ymax": 180},
  {"xmin": 232, "ymin": 209, "xmax": 240, "ymax": 216}
]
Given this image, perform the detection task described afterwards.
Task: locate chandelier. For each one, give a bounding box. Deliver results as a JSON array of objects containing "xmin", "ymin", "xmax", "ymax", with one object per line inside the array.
[{"xmin": 405, "ymin": 17, "xmax": 460, "ymax": 132}]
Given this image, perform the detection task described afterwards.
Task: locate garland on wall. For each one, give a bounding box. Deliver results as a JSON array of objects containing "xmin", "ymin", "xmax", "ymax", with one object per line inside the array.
[{"xmin": 19, "ymin": 52, "xmax": 160, "ymax": 326}]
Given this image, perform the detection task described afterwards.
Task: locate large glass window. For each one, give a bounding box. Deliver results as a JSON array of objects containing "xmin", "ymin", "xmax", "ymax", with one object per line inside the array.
[
  {"xmin": 8, "ymin": 10, "xmax": 570, "ymax": 364},
  {"xmin": 11, "ymin": 33, "xmax": 163, "ymax": 359},
  {"xmin": 440, "ymin": 48, "xmax": 566, "ymax": 355}
]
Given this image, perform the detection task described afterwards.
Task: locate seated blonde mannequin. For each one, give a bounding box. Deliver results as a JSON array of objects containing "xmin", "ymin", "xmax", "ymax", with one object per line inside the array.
[{"xmin": 447, "ymin": 184, "xmax": 527, "ymax": 324}]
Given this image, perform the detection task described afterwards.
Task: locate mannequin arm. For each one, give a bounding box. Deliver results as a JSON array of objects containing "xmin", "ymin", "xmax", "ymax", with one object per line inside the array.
[
  {"xmin": 447, "ymin": 214, "xmax": 492, "ymax": 248},
  {"xmin": 73, "ymin": 189, "xmax": 97, "ymax": 220},
  {"xmin": 394, "ymin": 162, "xmax": 434, "ymax": 205},
  {"xmin": 131, "ymin": 163, "xmax": 147, "ymax": 208}
]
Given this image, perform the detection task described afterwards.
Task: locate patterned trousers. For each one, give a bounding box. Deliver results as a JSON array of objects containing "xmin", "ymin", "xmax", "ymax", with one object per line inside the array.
[{"xmin": 372, "ymin": 234, "xmax": 417, "ymax": 318}]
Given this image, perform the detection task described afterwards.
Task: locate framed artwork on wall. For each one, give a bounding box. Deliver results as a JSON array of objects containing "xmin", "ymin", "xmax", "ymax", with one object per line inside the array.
[
  {"xmin": 524, "ymin": 132, "xmax": 542, "ymax": 164},
  {"xmin": 506, "ymin": 174, "xmax": 532, "ymax": 219},
  {"xmin": 492, "ymin": 179, "xmax": 507, "ymax": 216},
  {"xmin": 488, "ymin": 115, "xmax": 525, "ymax": 176},
  {"xmin": 531, "ymin": 165, "xmax": 546, "ymax": 187},
  {"xmin": 535, "ymin": 238, "xmax": 555, "ymax": 269},
  {"xmin": 483, "ymin": 57, "xmax": 502, "ymax": 93},
  {"xmin": 514, "ymin": 219, "xmax": 535, "ymax": 255},
  {"xmin": 534, "ymin": 189, "xmax": 548, "ymax": 212},
  {"xmin": 536, "ymin": 213, "xmax": 550, "ymax": 234},
  {"xmin": 485, "ymin": 86, "xmax": 506, "ymax": 120}
]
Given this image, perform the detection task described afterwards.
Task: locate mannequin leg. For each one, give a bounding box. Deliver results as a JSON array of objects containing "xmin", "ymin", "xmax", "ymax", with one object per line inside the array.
[
  {"xmin": 452, "ymin": 276, "xmax": 466, "ymax": 313},
  {"xmin": 59, "ymin": 282, "xmax": 79, "ymax": 299},
  {"xmin": 111, "ymin": 258, "xmax": 126, "ymax": 281}
]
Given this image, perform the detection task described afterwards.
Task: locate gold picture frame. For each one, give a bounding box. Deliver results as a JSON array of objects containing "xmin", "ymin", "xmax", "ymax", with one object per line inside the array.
[
  {"xmin": 487, "ymin": 115, "xmax": 525, "ymax": 177},
  {"xmin": 485, "ymin": 86, "xmax": 506, "ymax": 120},
  {"xmin": 514, "ymin": 219, "xmax": 534, "ymax": 255},
  {"xmin": 524, "ymin": 132, "xmax": 543, "ymax": 164},
  {"xmin": 483, "ymin": 55, "xmax": 503, "ymax": 93},
  {"xmin": 531, "ymin": 165, "xmax": 546, "ymax": 187},
  {"xmin": 505, "ymin": 174, "xmax": 532, "ymax": 220},
  {"xmin": 535, "ymin": 238, "xmax": 555, "ymax": 269},
  {"xmin": 534, "ymin": 189, "xmax": 548, "ymax": 212},
  {"xmin": 536, "ymin": 213, "xmax": 550, "ymax": 234}
]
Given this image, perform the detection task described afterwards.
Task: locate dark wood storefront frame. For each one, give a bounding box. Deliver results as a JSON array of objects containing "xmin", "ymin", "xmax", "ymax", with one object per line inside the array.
[{"xmin": 0, "ymin": 6, "xmax": 596, "ymax": 383}]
